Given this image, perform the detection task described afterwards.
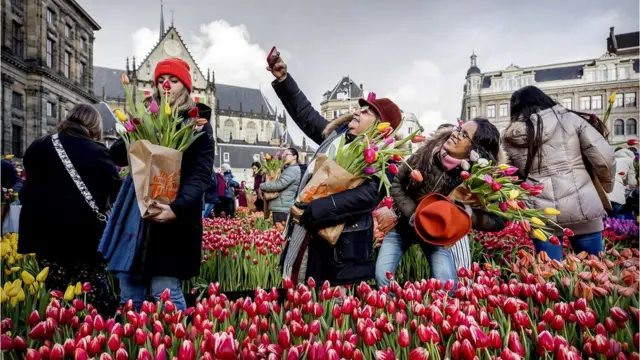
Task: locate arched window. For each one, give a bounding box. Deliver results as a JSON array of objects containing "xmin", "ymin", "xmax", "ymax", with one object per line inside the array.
[
  {"xmin": 222, "ymin": 119, "xmax": 234, "ymax": 142},
  {"xmin": 245, "ymin": 121, "xmax": 257, "ymax": 143},
  {"xmin": 626, "ymin": 118, "xmax": 637, "ymax": 135},
  {"xmin": 598, "ymin": 65, "xmax": 608, "ymax": 82},
  {"xmin": 265, "ymin": 123, "xmax": 273, "ymax": 142},
  {"xmin": 614, "ymin": 119, "xmax": 625, "ymax": 136}
]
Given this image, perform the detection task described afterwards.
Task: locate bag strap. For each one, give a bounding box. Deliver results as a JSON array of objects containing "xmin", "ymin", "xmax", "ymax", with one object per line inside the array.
[{"xmin": 51, "ymin": 134, "xmax": 108, "ymax": 223}]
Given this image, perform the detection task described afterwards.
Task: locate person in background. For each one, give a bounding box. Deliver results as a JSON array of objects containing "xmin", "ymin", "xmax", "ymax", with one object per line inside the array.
[
  {"xmin": 260, "ymin": 147, "xmax": 301, "ymax": 224},
  {"xmin": 252, "ymin": 162, "xmax": 265, "ymax": 212},
  {"xmin": 203, "ymin": 167, "xmax": 219, "ymax": 218},
  {"xmin": 608, "ymin": 147, "xmax": 637, "ymax": 219},
  {"xmin": 1, "ymin": 159, "xmax": 23, "ymax": 193},
  {"xmin": 237, "ymin": 181, "xmax": 248, "ymax": 208},
  {"xmin": 18, "ymin": 104, "xmax": 122, "ymax": 314},
  {"xmin": 101, "ymin": 58, "xmax": 214, "ymax": 311},
  {"xmin": 502, "ymin": 86, "xmax": 614, "ymax": 261},
  {"xmin": 220, "ymin": 163, "xmax": 239, "ymax": 218}
]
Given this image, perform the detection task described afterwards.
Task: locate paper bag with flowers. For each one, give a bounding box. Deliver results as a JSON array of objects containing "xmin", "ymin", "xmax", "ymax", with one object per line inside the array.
[
  {"xmin": 260, "ymin": 152, "xmax": 285, "ymax": 201},
  {"xmin": 114, "ymin": 74, "xmax": 207, "ymax": 218},
  {"xmin": 292, "ymin": 120, "xmax": 422, "ymax": 245},
  {"xmin": 449, "ymin": 152, "xmax": 573, "ymax": 245}
]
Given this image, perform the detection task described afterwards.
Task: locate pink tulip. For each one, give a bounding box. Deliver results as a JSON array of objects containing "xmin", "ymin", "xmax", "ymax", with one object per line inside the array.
[{"xmin": 148, "ymin": 100, "xmax": 159, "ymax": 114}]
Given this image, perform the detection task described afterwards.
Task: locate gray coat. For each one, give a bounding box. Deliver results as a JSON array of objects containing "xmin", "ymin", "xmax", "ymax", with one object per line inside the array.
[
  {"xmin": 502, "ymin": 105, "xmax": 615, "ymax": 236},
  {"xmin": 260, "ymin": 164, "xmax": 301, "ymax": 213}
]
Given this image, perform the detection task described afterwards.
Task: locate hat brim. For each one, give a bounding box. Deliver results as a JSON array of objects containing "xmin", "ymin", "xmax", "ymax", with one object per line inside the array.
[
  {"xmin": 414, "ymin": 193, "xmax": 471, "ymax": 246},
  {"xmin": 358, "ymin": 98, "xmax": 383, "ymax": 120}
]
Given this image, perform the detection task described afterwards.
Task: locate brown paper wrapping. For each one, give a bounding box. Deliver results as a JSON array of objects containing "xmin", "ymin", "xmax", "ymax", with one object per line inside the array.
[
  {"xmin": 291, "ymin": 155, "xmax": 365, "ymax": 245},
  {"xmin": 262, "ymin": 171, "xmax": 281, "ymax": 201},
  {"xmin": 246, "ymin": 192, "xmax": 257, "ymax": 212},
  {"xmin": 129, "ymin": 140, "xmax": 183, "ymax": 218}
]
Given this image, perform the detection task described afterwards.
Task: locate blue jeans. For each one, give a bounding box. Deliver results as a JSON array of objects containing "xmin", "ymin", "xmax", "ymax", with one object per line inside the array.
[
  {"xmin": 533, "ymin": 231, "xmax": 603, "ymax": 261},
  {"xmin": 202, "ymin": 203, "xmax": 215, "ymax": 218},
  {"xmin": 117, "ymin": 273, "xmax": 186, "ymax": 311},
  {"xmin": 375, "ymin": 229, "xmax": 456, "ymax": 288}
]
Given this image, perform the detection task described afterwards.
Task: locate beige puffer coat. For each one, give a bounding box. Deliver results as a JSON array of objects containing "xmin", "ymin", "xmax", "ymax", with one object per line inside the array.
[{"xmin": 502, "ymin": 105, "xmax": 615, "ymax": 236}]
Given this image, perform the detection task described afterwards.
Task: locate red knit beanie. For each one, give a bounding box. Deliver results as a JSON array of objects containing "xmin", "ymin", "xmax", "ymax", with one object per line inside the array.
[{"xmin": 154, "ymin": 58, "xmax": 193, "ymax": 93}]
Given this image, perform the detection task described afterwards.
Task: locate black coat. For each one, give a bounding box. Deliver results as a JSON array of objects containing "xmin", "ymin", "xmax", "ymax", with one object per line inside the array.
[
  {"xmin": 18, "ymin": 130, "xmax": 122, "ymax": 264},
  {"xmin": 1, "ymin": 160, "xmax": 23, "ymax": 192},
  {"xmin": 110, "ymin": 102, "xmax": 214, "ymax": 280},
  {"xmin": 273, "ymin": 75, "xmax": 384, "ymax": 285}
]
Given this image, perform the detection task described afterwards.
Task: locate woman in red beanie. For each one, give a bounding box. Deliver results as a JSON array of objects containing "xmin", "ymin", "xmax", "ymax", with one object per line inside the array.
[{"xmin": 106, "ymin": 58, "xmax": 214, "ymax": 310}]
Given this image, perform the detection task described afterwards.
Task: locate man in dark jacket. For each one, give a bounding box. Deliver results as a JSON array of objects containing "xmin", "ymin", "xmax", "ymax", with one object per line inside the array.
[
  {"xmin": 268, "ymin": 54, "xmax": 402, "ymax": 285},
  {"xmin": 203, "ymin": 169, "xmax": 219, "ymax": 218}
]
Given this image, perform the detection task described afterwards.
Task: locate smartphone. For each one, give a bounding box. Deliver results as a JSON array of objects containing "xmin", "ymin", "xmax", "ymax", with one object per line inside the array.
[{"xmin": 267, "ymin": 46, "xmax": 279, "ymax": 67}]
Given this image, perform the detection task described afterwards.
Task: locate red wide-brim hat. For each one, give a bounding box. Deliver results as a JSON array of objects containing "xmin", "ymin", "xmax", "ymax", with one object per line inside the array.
[{"xmin": 414, "ymin": 193, "xmax": 471, "ymax": 247}]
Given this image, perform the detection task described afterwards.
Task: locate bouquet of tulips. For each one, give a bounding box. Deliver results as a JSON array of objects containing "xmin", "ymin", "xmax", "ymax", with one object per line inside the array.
[
  {"xmin": 260, "ymin": 152, "xmax": 285, "ymax": 202},
  {"xmin": 113, "ymin": 73, "xmax": 207, "ymax": 217},
  {"xmin": 451, "ymin": 153, "xmax": 572, "ymax": 244}
]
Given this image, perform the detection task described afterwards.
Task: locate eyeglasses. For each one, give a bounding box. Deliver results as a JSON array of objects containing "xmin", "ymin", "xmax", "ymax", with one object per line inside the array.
[{"xmin": 453, "ymin": 126, "xmax": 474, "ymax": 144}]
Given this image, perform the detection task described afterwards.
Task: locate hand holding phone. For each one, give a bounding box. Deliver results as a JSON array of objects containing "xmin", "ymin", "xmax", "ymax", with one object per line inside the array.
[
  {"xmin": 267, "ymin": 46, "xmax": 280, "ymax": 68},
  {"xmin": 266, "ymin": 46, "xmax": 287, "ymax": 81}
]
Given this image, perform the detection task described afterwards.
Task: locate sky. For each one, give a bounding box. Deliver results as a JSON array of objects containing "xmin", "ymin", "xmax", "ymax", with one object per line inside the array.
[{"xmin": 79, "ymin": 0, "xmax": 639, "ymax": 143}]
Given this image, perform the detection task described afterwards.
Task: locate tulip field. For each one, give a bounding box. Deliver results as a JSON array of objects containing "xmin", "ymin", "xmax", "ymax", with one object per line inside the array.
[{"xmin": 1, "ymin": 212, "xmax": 639, "ymax": 359}]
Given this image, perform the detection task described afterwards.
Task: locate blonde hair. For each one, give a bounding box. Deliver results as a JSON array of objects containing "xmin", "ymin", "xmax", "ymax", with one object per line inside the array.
[
  {"xmin": 57, "ymin": 104, "xmax": 103, "ymax": 141},
  {"xmin": 145, "ymin": 84, "xmax": 196, "ymax": 114}
]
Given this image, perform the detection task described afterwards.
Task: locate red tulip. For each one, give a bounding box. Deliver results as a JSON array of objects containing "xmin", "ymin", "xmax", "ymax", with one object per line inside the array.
[
  {"xmin": 27, "ymin": 311, "xmax": 41, "ymax": 326},
  {"xmin": 278, "ymin": 326, "xmax": 292, "ymax": 349},
  {"xmin": 154, "ymin": 344, "xmax": 167, "ymax": 360},
  {"xmin": 213, "ymin": 332, "xmax": 237, "ymax": 360},
  {"xmin": 388, "ymin": 163, "xmax": 399, "ymax": 176},
  {"xmin": 470, "ymin": 325, "xmax": 489, "ymax": 348},
  {"xmin": 26, "ymin": 349, "xmax": 42, "ymax": 360},
  {"xmin": 286, "ymin": 346, "xmax": 301, "ymax": 360},
  {"xmin": 160, "ymin": 288, "xmax": 171, "ymax": 302},
  {"xmin": 100, "ymin": 354, "xmax": 114, "ymax": 360},
  {"xmin": 0, "ymin": 334, "xmax": 13, "ymax": 351},
  {"xmin": 178, "ymin": 340, "xmax": 195, "ymax": 360},
  {"xmin": 49, "ymin": 344, "xmax": 64, "ymax": 360},
  {"xmin": 188, "ymin": 107, "xmax": 199, "ymax": 119},
  {"xmin": 307, "ymin": 277, "xmax": 316, "ymax": 289},
  {"xmin": 398, "ymin": 328, "xmax": 410, "ymax": 348},
  {"xmin": 81, "ymin": 282, "xmax": 92, "ymax": 293},
  {"xmin": 135, "ymin": 328, "xmax": 147, "ymax": 346},
  {"xmin": 503, "ymin": 298, "xmax": 518, "ymax": 314},
  {"xmin": 108, "ymin": 334, "xmax": 120, "ymax": 352},
  {"xmin": 408, "ymin": 347, "xmax": 429, "ymax": 360},
  {"xmin": 461, "ymin": 339, "xmax": 475, "ymax": 360},
  {"xmin": 63, "ymin": 339, "xmax": 75, "ymax": 357},
  {"xmin": 363, "ymin": 327, "xmax": 377, "ymax": 346},
  {"xmin": 460, "ymin": 171, "xmax": 470, "ymax": 180},
  {"xmin": 594, "ymin": 334, "xmax": 609, "ymax": 354},
  {"xmin": 38, "ymin": 346, "xmax": 49, "ymax": 360},
  {"xmin": 508, "ymin": 331, "xmax": 525, "ymax": 357},
  {"xmin": 492, "ymin": 182, "xmax": 503, "ymax": 191},
  {"xmin": 175, "ymin": 323, "xmax": 186, "ymax": 338},
  {"xmin": 563, "ymin": 228, "xmax": 574, "ymax": 236},
  {"xmin": 115, "ymin": 349, "xmax": 128, "ymax": 360},
  {"xmin": 28, "ymin": 322, "xmax": 47, "ymax": 340},
  {"xmin": 489, "ymin": 330, "xmax": 502, "ymax": 349},
  {"xmin": 75, "ymin": 348, "xmax": 89, "ymax": 360},
  {"xmin": 610, "ymin": 307, "xmax": 629, "ymax": 323},
  {"xmin": 537, "ymin": 330, "xmax": 554, "ymax": 352},
  {"xmin": 500, "ymin": 348, "xmax": 522, "ymax": 360},
  {"xmin": 137, "ymin": 349, "xmax": 152, "ymax": 360},
  {"xmin": 12, "ymin": 336, "xmax": 27, "ymax": 352},
  {"xmin": 551, "ymin": 315, "xmax": 564, "ymax": 331},
  {"xmin": 165, "ymin": 301, "xmax": 176, "ymax": 313}
]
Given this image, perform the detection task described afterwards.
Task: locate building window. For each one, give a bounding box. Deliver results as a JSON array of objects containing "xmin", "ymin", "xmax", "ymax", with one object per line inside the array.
[
  {"xmin": 245, "ymin": 121, "xmax": 257, "ymax": 143},
  {"xmin": 591, "ymin": 96, "xmax": 602, "ymax": 110},
  {"xmin": 562, "ymin": 98, "xmax": 572, "ymax": 110},
  {"xmin": 62, "ymin": 108, "xmax": 68, "ymax": 120},
  {"xmin": 333, "ymin": 110, "xmax": 338, "ymax": 119},
  {"xmin": 624, "ymin": 93, "xmax": 636, "ymax": 107},
  {"xmin": 46, "ymin": 102, "xmax": 55, "ymax": 117},
  {"xmin": 580, "ymin": 96, "xmax": 591, "ymax": 110},
  {"xmin": 336, "ymin": 91, "xmax": 347, "ymax": 100},
  {"xmin": 11, "ymin": 92, "xmax": 23, "ymax": 110},
  {"xmin": 63, "ymin": 51, "xmax": 71, "ymax": 78},
  {"xmin": 11, "ymin": 21, "xmax": 24, "ymax": 57},
  {"xmin": 627, "ymin": 119, "xmax": 637, "ymax": 135},
  {"xmin": 618, "ymin": 67, "xmax": 627, "ymax": 80},
  {"xmin": 46, "ymin": 8, "xmax": 54, "ymax": 25},
  {"xmin": 470, "ymin": 106, "xmax": 477, "ymax": 119},
  {"xmin": 223, "ymin": 152, "xmax": 230, "ymax": 163},
  {"xmin": 80, "ymin": 37, "xmax": 85, "ymax": 50},
  {"xmin": 499, "ymin": 103, "xmax": 508, "ymax": 117},
  {"xmin": 65, "ymin": 24, "xmax": 72, "ymax": 38},
  {"xmin": 597, "ymin": 65, "xmax": 608, "ymax": 82},
  {"xmin": 12, "ymin": 125, "xmax": 22, "ymax": 158},
  {"xmin": 11, "ymin": 0, "xmax": 23, "ymax": 11},
  {"xmin": 486, "ymin": 105, "xmax": 496, "ymax": 118},
  {"xmin": 614, "ymin": 119, "xmax": 625, "ymax": 136},
  {"xmin": 78, "ymin": 62, "xmax": 85, "ymax": 85},
  {"xmin": 615, "ymin": 93, "xmax": 624, "ymax": 108},
  {"xmin": 46, "ymin": 39, "xmax": 54, "ymax": 68},
  {"xmin": 222, "ymin": 120, "xmax": 233, "ymax": 142},
  {"xmin": 466, "ymin": 107, "xmax": 471, "ymax": 120}
]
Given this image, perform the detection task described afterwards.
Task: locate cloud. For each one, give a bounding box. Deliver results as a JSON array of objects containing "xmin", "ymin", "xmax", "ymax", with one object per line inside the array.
[{"xmin": 131, "ymin": 28, "xmax": 159, "ymax": 62}]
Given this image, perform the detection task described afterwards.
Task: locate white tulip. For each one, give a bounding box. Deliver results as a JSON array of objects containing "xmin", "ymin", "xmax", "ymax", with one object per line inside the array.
[
  {"xmin": 469, "ymin": 150, "xmax": 480, "ymax": 162},
  {"xmin": 461, "ymin": 160, "xmax": 470, "ymax": 171},
  {"xmin": 477, "ymin": 158, "xmax": 489, "ymax": 167},
  {"xmin": 115, "ymin": 122, "xmax": 127, "ymax": 135}
]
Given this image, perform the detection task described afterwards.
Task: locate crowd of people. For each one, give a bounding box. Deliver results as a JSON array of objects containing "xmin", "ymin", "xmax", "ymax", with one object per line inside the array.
[{"xmin": 1, "ymin": 52, "xmax": 636, "ymax": 313}]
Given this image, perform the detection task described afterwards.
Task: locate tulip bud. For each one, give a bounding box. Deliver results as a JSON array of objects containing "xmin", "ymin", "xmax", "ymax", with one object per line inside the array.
[
  {"xmin": 460, "ymin": 171, "xmax": 470, "ymax": 180},
  {"xmin": 121, "ymin": 73, "xmax": 130, "ymax": 85},
  {"xmin": 411, "ymin": 169, "xmax": 423, "ymax": 182},
  {"xmin": 49, "ymin": 344, "xmax": 64, "ymax": 360}
]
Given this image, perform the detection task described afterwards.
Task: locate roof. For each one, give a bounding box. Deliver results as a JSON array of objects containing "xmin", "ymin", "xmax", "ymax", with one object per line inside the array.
[
  {"xmin": 216, "ymin": 84, "xmax": 274, "ymax": 115},
  {"xmin": 136, "ymin": 27, "xmax": 204, "ymax": 81},
  {"xmin": 93, "ymin": 66, "xmax": 125, "ymax": 100},
  {"xmin": 325, "ymin": 76, "xmax": 363, "ymax": 101},
  {"xmin": 615, "ymin": 32, "xmax": 639, "ymax": 49},
  {"xmin": 534, "ymin": 65, "xmax": 583, "ymax": 82},
  {"xmin": 466, "ymin": 66, "xmax": 481, "ymax": 76}
]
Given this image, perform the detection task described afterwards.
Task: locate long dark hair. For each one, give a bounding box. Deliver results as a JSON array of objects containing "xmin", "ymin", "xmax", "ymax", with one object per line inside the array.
[
  {"xmin": 407, "ymin": 118, "xmax": 500, "ymax": 193},
  {"xmin": 509, "ymin": 86, "xmax": 609, "ymax": 180}
]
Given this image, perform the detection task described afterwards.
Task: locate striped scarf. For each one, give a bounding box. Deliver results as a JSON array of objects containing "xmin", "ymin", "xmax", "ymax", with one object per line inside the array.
[{"xmin": 281, "ymin": 131, "xmax": 344, "ymax": 283}]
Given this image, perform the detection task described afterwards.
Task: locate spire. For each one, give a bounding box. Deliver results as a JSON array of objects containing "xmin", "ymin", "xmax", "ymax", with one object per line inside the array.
[
  {"xmin": 159, "ymin": 0, "xmax": 165, "ymax": 40},
  {"xmin": 470, "ymin": 51, "xmax": 477, "ymax": 67},
  {"xmin": 132, "ymin": 56, "xmax": 137, "ymax": 79},
  {"xmin": 170, "ymin": 9, "xmax": 174, "ymax": 27}
]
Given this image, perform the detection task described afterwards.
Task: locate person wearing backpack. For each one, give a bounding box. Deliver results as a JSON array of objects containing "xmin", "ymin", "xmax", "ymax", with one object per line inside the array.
[
  {"xmin": 215, "ymin": 164, "xmax": 239, "ymax": 217},
  {"xmin": 203, "ymin": 168, "xmax": 219, "ymax": 218}
]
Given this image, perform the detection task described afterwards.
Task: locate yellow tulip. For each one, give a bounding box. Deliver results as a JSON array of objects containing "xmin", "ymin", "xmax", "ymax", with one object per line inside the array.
[
  {"xmin": 36, "ymin": 267, "xmax": 49, "ymax": 282},
  {"xmin": 498, "ymin": 164, "xmax": 510, "ymax": 170},
  {"xmin": 530, "ymin": 217, "xmax": 546, "ymax": 227},
  {"xmin": 7, "ymin": 255, "xmax": 15, "ymax": 265},
  {"xmin": 28, "ymin": 284, "xmax": 37, "ymax": 295},
  {"xmin": 4, "ymin": 270, "xmax": 11, "ymax": 276},
  {"xmin": 114, "ymin": 109, "xmax": 128, "ymax": 122},
  {"xmin": 544, "ymin": 208, "xmax": 561, "ymax": 216},
  {"xmin": 16, "ymin": 288, "xmax": 25, "ymax": 302},
  {"xmin": 121, "ymin": 73, "xmax": 130, "ymax": 85},
  {"xmin": 0, "ymin": 289, "xmax": 7, "ymax": 303},
  {"xmin": 376, "ymin": 122, "xmax": 391, "ymax": 132},
  {"xmin": 7, "ymin": 282, "xmax": 20, "ymax": 297},
  {"xmin": 15, "ymin": 254, "xmax": 22, "ymax": 260},
  {"xmin": 74, "ymin": 282, "xmax": 82, "ymax": 296},
  {"xmin": 164, "ymin": 102, "xmax": 172, "ymax": 115},
  {"xmin": 5, "ymin": 154, "xmax": 14, "ymax": 160},
  {"xmin": 4, "ymin": 282, "xmax": 13, "ymax": 294},
  {"xmin": 532, "ymin": 229, "xmax": 547, "ymax": 241},
  {"xmin": 21, "ymin": 271, "xmax": 35, "ymax": 286},
  {"xmin": 10, "ymin": 267, "xmax": 20, "ymax": 273},
  {"xmin": 509, "ymin": 189, "xmax": 520, "ymax": 200},
  {"xmin": 63, "ymin": 285, "xmax": 75, "ymax": 301},
  {"xmin": 609, "ymin": 91, "xmax": 616, "ymax": 104},
  {"xmin": 10, "ymin": 296, "xmax": 18, "ymax": 307}
]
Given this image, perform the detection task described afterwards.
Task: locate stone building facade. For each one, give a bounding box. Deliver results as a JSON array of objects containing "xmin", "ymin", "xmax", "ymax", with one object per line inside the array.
[
  {"xmin": 1, "ymin": 0, "xmax": 100, "ymax": 156},
  {"xmin": 320, "ymin": 76, "xmax": 364, "ymax": 121},
  {"xmin": 460, "ymin": 27, "xmax": 639, "ymax": 147}
]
